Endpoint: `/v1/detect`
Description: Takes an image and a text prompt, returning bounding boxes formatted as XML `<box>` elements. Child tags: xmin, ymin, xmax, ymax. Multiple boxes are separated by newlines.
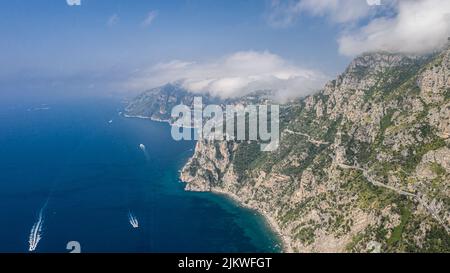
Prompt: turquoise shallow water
<box><xmin>0</xmin><ymin>97</ymin><xmax>281</xmax><ymax>253</ymax></box>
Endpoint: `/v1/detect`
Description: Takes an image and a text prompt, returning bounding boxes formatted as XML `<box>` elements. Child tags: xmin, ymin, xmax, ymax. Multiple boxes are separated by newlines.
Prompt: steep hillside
<box><xmin>125</xmin><ymin>83</ymin><xmax>274</xmax><ymax>123</ymax></box>
<box><xmin>126</xmin><ymin>46</ymin><xmax>450</xmax><ymax>253</ymax></box>
<box><xmin>179</xmin><ymin>47</ymin><xmax>450</xmax><ymax>252</ymax></box>
<box><xmin>125</xmin><ymin>84</ymin><xmax>216</xmax><ymax>122</ymax></box>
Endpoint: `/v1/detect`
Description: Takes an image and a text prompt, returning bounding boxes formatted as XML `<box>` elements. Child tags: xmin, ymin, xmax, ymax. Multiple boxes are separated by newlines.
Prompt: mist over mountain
<box><xmin>125</xmin><ymin>51</ymin><xmax>328</xmax><ymax>102</ymax></box>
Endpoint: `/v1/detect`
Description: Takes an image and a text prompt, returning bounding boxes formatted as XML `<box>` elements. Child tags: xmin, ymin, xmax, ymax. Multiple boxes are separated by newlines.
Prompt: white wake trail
<box><xmin>28</xmin><ymin>205</ymin><xmax>46</xmax><ymax>252</ymax></box>
<box><xmin>139</xmin><ymin>144</ymin><xmax>149</xmax><ymax>160</ymax></box>
<box><xmin>128</xmin><ymin>211</ymin><xmax>139</xmax><ymax>228</ymax></box>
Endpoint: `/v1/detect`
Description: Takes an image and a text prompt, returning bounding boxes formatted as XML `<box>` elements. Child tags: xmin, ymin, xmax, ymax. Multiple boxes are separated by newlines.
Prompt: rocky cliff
<box><xmin>179</xmin><ymin>48</ymin><xmax>450</xmax><ymax>252</ymax></box>
<box><xmin>127</xmin><ymin>46</ymin><xmax>450</xmax><ymax>253</ymax></box>
<box><xmin>125</xmin><ymin>83</ymin><xmax>273</xmax><ymax>123</ymax></box>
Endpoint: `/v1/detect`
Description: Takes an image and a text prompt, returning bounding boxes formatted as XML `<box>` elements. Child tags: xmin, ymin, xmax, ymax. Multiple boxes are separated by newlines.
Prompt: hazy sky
<box><xmin>1</xmin><ymin>0</ymin><xmax>449</xmax><ymax>98</ymax></box>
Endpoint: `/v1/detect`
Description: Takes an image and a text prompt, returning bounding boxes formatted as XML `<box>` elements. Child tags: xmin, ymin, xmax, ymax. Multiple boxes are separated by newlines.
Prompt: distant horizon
<box><xmin>1</xmin><ymin>0</ymin><xmax>449</xmax><ymax>99</ymax></box>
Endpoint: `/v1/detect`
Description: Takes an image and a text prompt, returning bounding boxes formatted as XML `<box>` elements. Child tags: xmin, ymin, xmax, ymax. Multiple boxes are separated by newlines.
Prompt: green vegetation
<box><xmin>232</xmin><ymin>141</ymin><xmax>264</xmax><ymax>180</ymax></box>
<box><xmin>168</xmin><ymin>48</ymin><xmax>450</xmax><ymax>253</ymax></box>
<box><xmin>323</xmin><ymin>117</ymin><xmax>342</xmax><ymax>143</ymax></box>
<box><xmin>295</xmin><ymin>226</ymin><xmax>315</xmax><ymax>246</ymax></box>
<box><xmin>420</xmin><ymin>225</ymin><xmax>450</xmax><ymax>252</ymax></box>
<box><xmin>404</xmin><ymin>137</ymin><xmax>446</xmax><ymax>172</ymax></box>
<box><xmin>430</xmin><ymin>162</ymin><xmax>446</xmax><ymax>176</ymax></box>
<box><xmin>345</xmin><ymin>233</ymin><xmax>365</xmax><ymax>252</ymax></box>
<box><xmin>214</xmin><ymin>142</ymin><xmax>224</xmax><ymax>160</ymax></box>
<box><xmin>340</xmin><ymin>170</ymin><xmax>398</xmax><ymax>211</ymax></box>
<box><xmin>188</xmin><ymin>159</ymin><xmax>200</xmax><ymax>176</ymax></box>
<box><xmin>380</xmin><ymin>112</ymin><xmax>394</xmax><ymax>134</ymax></box>
<box><xmin>387</xmin><ymin>204</ymin><xmax>412</xmax><ymax>247</ymax></box>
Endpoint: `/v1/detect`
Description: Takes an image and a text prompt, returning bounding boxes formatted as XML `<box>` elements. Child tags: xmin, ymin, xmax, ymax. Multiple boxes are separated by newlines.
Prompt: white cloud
<box><xmin>298</xmin><ymin>0</ymin><xmax>373</xmax><ymax>23</ymax></box>
<box><xmin>266</xmin><ymin>0</ymin><xmax>372</xmax><ymax>28</ymax></box>
<box><xmin>141</xmin><ymin>10</ymin><xmax>158</xmax><ymax>27</ymax></box>
<box><xmin>338</xmin><ymin>0</ymin><xmax>450</xmax><ymax>56</ymax></box>
<box><xmin>125</xmin><ymin>51</ymin><xmax>328</xmax><ymax>101</ymax></box>
<box><xmin>107</xmin><ymin>14</ymin><xmax>119</xmax><ymax>27</ymax></box>
<box><xmin>267</xmin><ymin>0</ymin><xmax>450</xmax><ymax>56</ymax></box>
<box><xmin>266</xmin><ymin>0</ymin><xmax>303</xmax><ymax>28</ymax></box>
<box><xmin>66</xmin><ymin>0</ymin><xmax>81</xmax><ymax>6</ymax></box>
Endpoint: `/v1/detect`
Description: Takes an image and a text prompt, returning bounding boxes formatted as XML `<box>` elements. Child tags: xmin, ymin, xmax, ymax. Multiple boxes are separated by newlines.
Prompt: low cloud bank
<box><xmin>126</xmin><ymin>51</ymin><xmax>328</xmax><ymax>101</ymax></box>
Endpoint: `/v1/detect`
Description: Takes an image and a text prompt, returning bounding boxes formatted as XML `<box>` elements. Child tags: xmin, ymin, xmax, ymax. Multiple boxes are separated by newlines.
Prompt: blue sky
<box><xmin>0</xmin><ymin>0</ymin><xmax>448</xmax><ymax>98</ymax></box>
<box><xmin>0</xmin><ymin>1</ymin><xmax>344</xmax><ymax>71</ymax></box>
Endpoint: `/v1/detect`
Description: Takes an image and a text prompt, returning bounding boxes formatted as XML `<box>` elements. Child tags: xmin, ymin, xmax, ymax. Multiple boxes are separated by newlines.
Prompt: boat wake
<box><xmin>29</xmin><ymin>205</ymin><xmax>46</xmax><ymax>252</ymax></box>
<box><xmin>139</xmin><ymin>144</ymin><xmax>146</xmax><ymax>151</ymax></box>
<box><xmin>139</xmin><ymin>144</ymin><xmax>149</xmax><ymax>160</ymax></box>
<box><xmin>128</xmin><ymin>211</ymin><xmax>139</xmax><ymax>228</ymax></box>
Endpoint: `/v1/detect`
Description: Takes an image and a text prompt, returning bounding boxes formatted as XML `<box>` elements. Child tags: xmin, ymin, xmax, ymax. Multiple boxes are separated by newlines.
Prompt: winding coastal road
<box><xmin>337</xmin><ymin>163</ymin><xmax>449</xmax><ymax>233</ymax></box>
<box><xmin>284</xmin><ymin>129</ymin><xmax>330</xmax><ymax>146</ymax></box>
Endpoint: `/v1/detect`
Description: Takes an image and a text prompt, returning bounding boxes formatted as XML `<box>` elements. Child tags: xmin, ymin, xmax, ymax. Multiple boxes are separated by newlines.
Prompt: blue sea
<box><xmin>0</xmin><ymin>96</ymin><xmax>281</xmax><ymax>253</ymax></box>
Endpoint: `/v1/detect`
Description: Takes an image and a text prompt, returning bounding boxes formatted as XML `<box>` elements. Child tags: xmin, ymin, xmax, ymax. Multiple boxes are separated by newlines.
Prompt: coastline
<box><xmin>123</xmin><ymin>113</ymin><xmax>198</xmax><ymax>129</ymax></box>
<box><xmin>122</xmin><ymin>113</ymin><xmax>171</xmax><ymax>124</ymax></box>
<box><xmin>210</xmin><ymin>188</ymin><xmax>293</xmax><ymax>253</ymax></box>
<box><xmin>124</xmin><ymin>112</ymin><xmax>292</xmax><ymax>253</ymax></box>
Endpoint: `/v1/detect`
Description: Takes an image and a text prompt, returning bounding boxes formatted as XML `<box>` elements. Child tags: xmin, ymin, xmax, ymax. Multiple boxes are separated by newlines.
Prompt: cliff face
<box><xmin>125</xmin><ymin>84</ymin><xmax>216</xmax><ymax>122</ymax></box>
<box><xmin>125</xmin><ymin>83</ymin><xmax>274</xmax><ymax>123</ymax></box>
<box><xmin>179</xmin><ymin>47</ymin><xmax>450</xmax><ymax>252</ymax></box>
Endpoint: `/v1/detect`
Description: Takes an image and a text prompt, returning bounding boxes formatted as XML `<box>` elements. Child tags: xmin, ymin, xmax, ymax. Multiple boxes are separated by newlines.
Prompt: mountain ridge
<box><xmin>127</xmin><ymin>47</ymin><xmax>450</xmax><ymax>252</ymax></box>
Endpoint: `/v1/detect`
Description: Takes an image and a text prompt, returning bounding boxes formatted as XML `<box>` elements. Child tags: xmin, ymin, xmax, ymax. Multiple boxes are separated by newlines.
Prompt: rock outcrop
<box><xmin>128</xmin><ymin>45</ymin><xmax>450</xmax><ymax>253</ymax></box>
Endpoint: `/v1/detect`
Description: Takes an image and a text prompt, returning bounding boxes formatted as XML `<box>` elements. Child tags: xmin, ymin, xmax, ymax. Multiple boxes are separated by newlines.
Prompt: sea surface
<box><xmin>0</xmin><ymin>96</ymin><xmax>281</xmax><ymax>253</ymax></box>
